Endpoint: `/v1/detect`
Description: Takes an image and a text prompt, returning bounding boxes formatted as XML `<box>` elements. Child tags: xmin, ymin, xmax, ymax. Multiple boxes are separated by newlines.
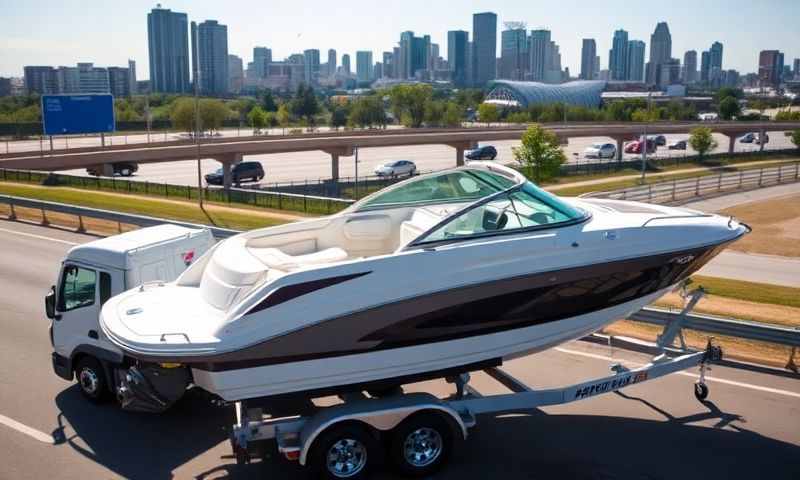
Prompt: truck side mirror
<box><xmin>45</xmin><ymin>285</ymin><xmax>57</xmax><ymax>320</ymax></box>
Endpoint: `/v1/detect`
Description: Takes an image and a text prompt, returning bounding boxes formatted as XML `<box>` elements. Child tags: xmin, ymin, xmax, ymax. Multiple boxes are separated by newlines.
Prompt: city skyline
<box><xmin>2</xmin><ymin>0</ymin><xmax>798</xmax><ymax>79</ymax></box>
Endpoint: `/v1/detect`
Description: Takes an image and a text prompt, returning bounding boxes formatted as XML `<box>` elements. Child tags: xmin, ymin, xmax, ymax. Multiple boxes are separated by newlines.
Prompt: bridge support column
<box><xmin>101</xmin><ymin>163</ymin><xmax>114</xmax><ymax>177</ymax></box>
<box><xmin>323</xmin><ymin>146</ymin><xmax>355</xmax><ymax>182</ymax></box>
<box><xmin>214</xmin><ymin>153</ymin><xmax>242</xmax><ymax>191</ymax></box>
<box><xmin>612</xmin><ymin>137</ymin><xmax>625</xmax><ymax>162</ymax></box>
<box><xmin>447</xmin><ymin>141</ymin><xmax>475</xmax><ymax>166</ymax></box>
<box><xmin>727</xmin><ymin>134</ymin><xmax>736</xmax><ymax>155</ymax></box>
<box><xmin>759</xmin><ymin>128</ymin><xmax>766</xmax><ymax>152</ymax></box>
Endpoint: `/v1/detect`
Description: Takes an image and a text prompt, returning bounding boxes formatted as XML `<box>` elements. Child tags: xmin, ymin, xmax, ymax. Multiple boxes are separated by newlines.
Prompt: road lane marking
<box><xmin>0</xmin><ymin>226</ymin><xmax>79</xmax><ymax>246</ymax></box>
<box><xmin>555</xmin><ymin>347</ymin><xmax>800</xmax><ymax>400</ymax></box>
<box><xmin>0</xmin><ymin>414</ymin><xmax>55</xmax><ymax>444</ymax></box>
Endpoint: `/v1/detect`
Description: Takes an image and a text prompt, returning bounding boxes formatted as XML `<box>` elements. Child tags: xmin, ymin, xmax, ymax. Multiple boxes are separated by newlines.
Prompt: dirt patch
<box><xmin>655</xmin><ymin>291</ymin><xmax>800</xmax><ymax>328</ymax></box>
<box><xmin>0</xmin><ymin>204</ymin><xmax>138</xmax><ymax>236</ymax></box>
<box><xmin>721</xmin><ymin>193</ymin><xmax>800</xmax><ymax>257</ymax></box>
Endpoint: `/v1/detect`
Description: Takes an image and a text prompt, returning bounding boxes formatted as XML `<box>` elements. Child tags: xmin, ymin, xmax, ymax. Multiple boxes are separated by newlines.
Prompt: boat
<box><xmin>99</xmin><ymin>162</ymin><xmax>749</xmax><ymax>411</ymax></box>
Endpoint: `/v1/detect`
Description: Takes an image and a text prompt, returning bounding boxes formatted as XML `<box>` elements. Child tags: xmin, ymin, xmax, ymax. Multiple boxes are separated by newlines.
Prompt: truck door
<box><xmin>52</xmin><ymin>263</ymin><xmax>114</xmax><ymax>358</ymax></box>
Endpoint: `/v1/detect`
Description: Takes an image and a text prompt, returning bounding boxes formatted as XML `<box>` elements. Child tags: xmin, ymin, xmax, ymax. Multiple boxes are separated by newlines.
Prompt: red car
<box><xmin>624</xmin><ymin>139</ymin><xmax>657</xmax><ymax>154</ymax></box>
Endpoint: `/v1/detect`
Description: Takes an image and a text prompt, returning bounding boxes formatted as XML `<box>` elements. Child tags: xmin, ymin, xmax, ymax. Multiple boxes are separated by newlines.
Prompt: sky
<box><xmin>1</xmin><ymin>0</ymin><xmax>798</xmax><ymax>78</ymax></box>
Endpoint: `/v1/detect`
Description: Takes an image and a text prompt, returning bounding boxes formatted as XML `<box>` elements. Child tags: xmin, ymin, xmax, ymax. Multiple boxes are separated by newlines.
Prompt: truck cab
<box><xmin>45</xmin><ymin>224</ymin><xmax>215</xmax><ymax>403</ymax></box>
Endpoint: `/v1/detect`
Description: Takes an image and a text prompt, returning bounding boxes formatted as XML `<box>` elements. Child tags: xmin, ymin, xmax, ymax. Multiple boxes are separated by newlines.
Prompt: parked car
<box><xmin>85</xmin><ymin>162</ymin><xmax>138</xmax><ymax>177</ymax></box>
<box><xmin>624</xmin><ymin>139</ymin><xmax>657</xmax><ymax>154</ymax></box>
<box><xmin>374</xmin><ymin>160</ymin><xmax>417</xmax><ymax>177</ymax></box>
<box><xmin>668</xmin><ymin>140</ymin><xmax>687</xmax><ymax>150</ymax></box>
<box><xmin>739</xmin><ymin>132</ymin><xmax>756</xmax><ymax>143</ymax></box>
<box><xmin>205</xmin><ymin>161</ymin><xmax>264</xmax><ymax>185</ymax></box>
<box><xmin>465</xmin><ymin>145</ymin><xmax>497</xmax><ymax>160</ymax></box>
<box><xmin>583</xmin><ymin>143</ymin><xmax>617</xmax><ymax>159</ymax></box>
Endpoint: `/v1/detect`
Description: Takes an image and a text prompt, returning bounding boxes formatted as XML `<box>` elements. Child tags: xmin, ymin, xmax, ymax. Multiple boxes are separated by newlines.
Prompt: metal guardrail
<box><xmin>584</xmin><ymin>161</ymin><xmax>800</xmax><ymax>204</ymax></box>
<box><xmin>631</xmin><ymin>307</ymin><xmax>800</xmax><ymax>348</ymax></box>
<box><xmin>0</xmin><ymin>194</ymin><xmax>240</xmax><ymax>239</ymax></box>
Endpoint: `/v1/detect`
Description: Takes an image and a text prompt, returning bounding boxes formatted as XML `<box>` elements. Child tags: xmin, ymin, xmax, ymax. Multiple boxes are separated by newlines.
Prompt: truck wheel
<box><xmin>308</xmin><ymin>423</ymin><xmax>381</xmax><ymax>479</ymax></box>
<box><xmin>76</xmin><ymin>356</ymin><xmax>110</xmax><ymax>403</ymax></box>
<box><xmin>389</xmin><ymin>412</ymin><xmax>454</xmax><ymax>477</ymax></box>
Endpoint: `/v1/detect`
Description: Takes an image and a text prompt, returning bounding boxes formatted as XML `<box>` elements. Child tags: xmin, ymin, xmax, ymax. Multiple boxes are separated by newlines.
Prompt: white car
<box><xmin>584</xmin><ymin>143</ymin><xmax>617</xmax><ymax>159</ymax></box>
<box><xmin>373</xmin><ymin>160</ymin><xmax>417</xmax><ymax>177</ymax></box>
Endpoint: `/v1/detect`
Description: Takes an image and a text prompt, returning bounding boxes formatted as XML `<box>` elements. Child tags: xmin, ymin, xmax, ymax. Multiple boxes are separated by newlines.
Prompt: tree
<box><xmin>506</xmin><ymin>111</ymin><xmax>530</xmax><ymax>124</ymax></box>
<box><xmin>247</xmin><ymin>105</ymin><xmax>267</xmax><ymax>133</ymax></box>
<box><xmin>442</xmin><ymin>102</ymin><xmax>464</xmax><ymax>127</ymax></box>
<box><xmin>277</xmin><ymin>104</ymin><xmax>291</xmax><ymax>134</ymax></box>
<box><xmin>198</xmin><ymin>99</ymin><xmax>229</xmax><ymax>133</ymax></box>
<box><xmin>715</xmin><ymin>87</ymin><xmax>743</xmax><ymax>103</ymax></box>
<box><xmin>790</xmin><ymin>130</ymin><xmax>800</xmax><ymax>151</ymax></box>
<box><xmin>170</xmin><ymin>98</ymin><xmax>196</xmax><ymax>133</ymax></box>
<box><xmin>424</xmin><ymin>100</ymin><xmax>445</xmax><ymax>126</ymax></box>
<box><xmin>387</xmin><ymin>84</ymin><xmax>432</xmax><ymax>128</ymax></box>
<box><xmin>348</xmin><ymin>95</ymin><xmax>386</xmax><ymax>128</ymax></box>
<box><xmin>330</xmin><ymin>105</ymin><xmax>348</xmax><ymax>130</ymax></box>
<box><xmin>289</xmin><ymin>83</ymin><xmax>320</xmax><ymax>125</ymax></box>
<box><xmin>688</xmin><ymin>127</ymin><xmax>718</xmax><ymax>161</ymax></box>
<box><xmin>260</xmin><ymin>89</ymin><xmax>277</xmax><ymax>112</ymax></box>
<box><xmin>477</xmin><ymin>103</ymin><xmax>499</xmax><ymax>126</ymax></box>
<box><xmin>512</xmin><ymin>124</ymin><xmax>566</xmax><ymax>184</ymax></box>
<box><xmin>718</xmin><ymin>96</ymin><xmax>741</xmax><ymax>120</ymax></box>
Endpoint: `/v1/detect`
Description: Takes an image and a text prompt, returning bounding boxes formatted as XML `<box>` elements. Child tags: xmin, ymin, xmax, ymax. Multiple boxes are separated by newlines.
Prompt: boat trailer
<box><xmin>229</xmin><ymin>289</ymin><xmax>720</xmax><ymax>478</ymax></box>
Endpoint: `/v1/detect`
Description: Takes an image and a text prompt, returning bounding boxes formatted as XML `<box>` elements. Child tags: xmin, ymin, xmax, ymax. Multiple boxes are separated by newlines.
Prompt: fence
<box><xmin>0</xmin><ymin>168</ymin><xmax>354</xmax><ymax>215</ymax></box>
<box><xmin>584</xmin><ymin>161</ymin><xmax>800</xmax><ymax>204</ymax></box>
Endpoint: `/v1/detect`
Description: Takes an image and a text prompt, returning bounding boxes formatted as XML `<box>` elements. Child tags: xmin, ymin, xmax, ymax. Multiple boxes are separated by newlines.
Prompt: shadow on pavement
<box><xmin>53</xmin><ymin>385</ymin><xmax>800</xmax><ymax>480</ymax></box>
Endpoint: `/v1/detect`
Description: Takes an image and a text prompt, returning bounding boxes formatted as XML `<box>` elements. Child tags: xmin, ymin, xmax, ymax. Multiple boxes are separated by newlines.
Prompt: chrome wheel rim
<box><xmin>326</xmin><ymin>438</ymin><xmax>367</xmax><ymax>478</ymax></box>
<box><xmin>79</xmin><ymin>367</ymin><xmax>99</xmax><ymax>395</ymax></box>
<box><xmin>403</xmin><ymin>427</ymin><xmax>442</xmax><ymax>468</ymax></box>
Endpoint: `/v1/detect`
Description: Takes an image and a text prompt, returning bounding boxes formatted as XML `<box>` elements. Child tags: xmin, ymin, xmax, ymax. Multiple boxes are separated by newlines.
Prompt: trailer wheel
<box><xmin>75</xmin><ymin>356</ymin><xmax>110</xmax><ymax>403</ymax></box>
<box><xmin>694</xmin><ymin>382</ymin><xmax>709</xmax><ymax>401</ymax></box>
<box><xmin>308</xmin><ymin>423</ymin><xmax>381</xmax><ymax>479</ymax></box>
<box><xmin>389</xmin><ymin>412</ymin><xmax>454</xmax><ymax>477</ymax></box>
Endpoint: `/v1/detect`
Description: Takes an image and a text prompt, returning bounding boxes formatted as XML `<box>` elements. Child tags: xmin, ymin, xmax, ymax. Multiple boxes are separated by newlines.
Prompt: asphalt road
<box><xmin>22</xmin><ymin>129</ymin><xmax>793</xmax><ymax>186</ymax></box>
<box><xmin>0</xmin><ymin>220</ymin><xmax>798</xmax><ymax>479</ymax></box>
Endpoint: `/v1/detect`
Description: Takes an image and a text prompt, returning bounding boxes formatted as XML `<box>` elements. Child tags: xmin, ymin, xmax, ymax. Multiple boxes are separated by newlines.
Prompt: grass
<box><xmin>549</xmin><ymin>157</ymin><xmax>799</xmax><ymax>197</ymax></box>
<box><xmin>0</xmin><ymin>182</ymin><xmax>291</xmax><ymax>231</ymax></box>
<box><xmin>687</xmin><ymin>275</ymin><xmax>800</xmax><ymax>309</ymax></box>
<box><xmin>720</xmin><ymin>193</ymin><xmax>800</xmax><ymax>257</ymax></box>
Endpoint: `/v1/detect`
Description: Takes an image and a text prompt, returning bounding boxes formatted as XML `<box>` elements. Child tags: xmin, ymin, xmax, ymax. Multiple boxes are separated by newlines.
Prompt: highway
<box><xmin>47</xmin><ymin>130</ymin><xmax>794</xmax><ymax>186</ymax></box>
<box><xmin>0</xmin><ymin>219</ymin><xmax>798</xmax><ymax>479</ymax></box>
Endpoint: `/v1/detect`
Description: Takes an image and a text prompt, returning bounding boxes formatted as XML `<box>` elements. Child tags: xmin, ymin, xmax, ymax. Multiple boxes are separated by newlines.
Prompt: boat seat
<box><xmin>249</xmin><ymin>246</ymin><xmax>348</xmax><ymax>271</ymax></box>
<box><xmin>400</xmin><ymin>206</ymin><xmax>451</xmax><ymax>246</ymax></box>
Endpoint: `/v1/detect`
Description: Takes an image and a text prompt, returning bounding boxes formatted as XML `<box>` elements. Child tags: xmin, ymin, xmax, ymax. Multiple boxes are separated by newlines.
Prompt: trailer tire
<box><xmin>307</xmin><ymin>422</ymin><xmax>381</xmax><ymax>480</ymax></box>
<box><xmin>75</xmin><ymin>356</ymin><xmax>110</xmax><ymax>403</ymax></box>
<box><xmin>388</xmin><ymin>412</ymin><xmax>455</xmax><ymax>477</ymax></box>
<box><xmin>694</xmin><ymin>382</ymin><xmax>709</xmax><ymax>401</ymax></box>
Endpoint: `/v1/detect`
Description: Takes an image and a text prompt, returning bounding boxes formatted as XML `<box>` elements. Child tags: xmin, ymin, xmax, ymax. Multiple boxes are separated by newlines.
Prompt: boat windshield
<box><xmin>355</xmin><ymin>169</ymin><xmax>517</xmax><ymax>211</ymax></box>
<box><xmin>411</xmin><ymin>181</ymin><xmax>587</xmax><ymax>245</ymax></box>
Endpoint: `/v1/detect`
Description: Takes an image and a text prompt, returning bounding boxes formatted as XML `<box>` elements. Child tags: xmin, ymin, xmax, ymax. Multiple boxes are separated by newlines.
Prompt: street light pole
<box><xmin>640</xmin><ymin>90</ymin><xmax>652</xmax><ymax>184</ymax></box>
<box><xmin>354</xmin><ymin>146</ymin><xmax>359</xmax><ymax>199</ymax></box>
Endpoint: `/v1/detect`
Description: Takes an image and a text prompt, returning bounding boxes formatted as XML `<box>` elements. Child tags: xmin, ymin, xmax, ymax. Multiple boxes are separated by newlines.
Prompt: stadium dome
<box><xmin>484</xmin><ymin>80</ymin><xmax>607</xmax><ymax>109</ymax></box>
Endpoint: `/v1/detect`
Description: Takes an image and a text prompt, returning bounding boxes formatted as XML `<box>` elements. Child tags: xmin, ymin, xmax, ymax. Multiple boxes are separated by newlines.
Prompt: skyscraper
<box><xmin>682</xmin><ymin>50</ymin><xmax>697</xmax><ymax>83</ymax></box>
<box><xmin>382</xmin><ymin>51</ymin><xmax>393</xmax><ymax>78</ymax></box>
<box><xmin>147</xmin><ymin>6</ymin><xmax>190</xmax><ymax>93</ymax></box>
<box><xmin>397</xmin><ymin>31</ymin><xmax>431</xmax><ymax>79</ymax></box>
<box><xmin>356</xmin><ymin>51</ymin><xmax>373</xmax><ymax>83</ymax></box>
<box><xmin>192</xmin><ymin>20</ymin><xmax>229</xmax><ymax>95</ymax></box>
<box><xmin>759</xmin><ymin>50</ymin><xmax>784</xmax><ymax>87</ymax></box>
<box><xmin>108</xmin><ymin>66</ymin><xmax>132</xmax><ymax>97</ymax></box>
<box><xmin>128</xmin><ymin>60</ymin><xmax>137</xmax><ymax>95</ymax></box>
<box><xmin>327</xmin><ymin>49</ymin><xmax>337</xmax><ymax>76</ymax></box>
<box><xmin>500</xmin><ymin>27</ymin><xmax>528</xmax><ymax>80</ymax></box>
<box><xmin>647</xmin><ymin>22</ymin><xmax>671</xmax><ymax>85</ymax></box>
<box><xmin>303</xmin><ymin>49</ymin><xmax>320</xmax><ymax>85</ymax></box>
<box><xmin>448</xmin><ymin>30</ymin><xmax>469</xmax><ymax>87</ymax></box>
<box><xmin>472</xmin><ymin>12</ymin><xmax>497</xmax><ymax>86</ymax></box>
<box><xmin>528</xmin><ymin>29</ymin><xmax>551</xmax><ymax>81</ymax></box>
<box><xmin>342</xmin><ymin>54</ymin><xmax>351</xmax><ymax>75</ymax></box>
<box><xmin>580</xmin><ymin>39</ymin><xmax>597</xmax><ymax>80</ymax></box>
<box><xmin>700</xmin><ymin>51</ymin><xmax>710</xmax><ymax>83</ymax></box>
<box><xmin>228</xmin><ymin>54</ymin><xmax>243</xmax><ymax>93</ymax></box>
<box><xmin>627</xmin><ymin>40</ymin><xmax>646</xmax><ymax>82</ymax></box>
<box><xmin>794</xmin><ymin>58</ymin><xmax>800</xmax><ymax>79</ymax></box>
<box><xmin>609</xmin><ymin>29</ymin><xmax>629</xmax><ymax>81</ymax></box>
<box><xmin>709</xmin><ymin>41</ymin><xmax>724</xmax><ymax>84</ymax></box>
<box><xmin>253</xmin><ymin>47</ymin><xmax>272</xmax><ymax>78</ymax></box>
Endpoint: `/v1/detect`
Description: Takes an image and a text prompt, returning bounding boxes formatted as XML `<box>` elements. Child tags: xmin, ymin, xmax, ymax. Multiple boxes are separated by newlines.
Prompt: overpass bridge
<box><xmin>1</xmin><ymin>122</ymin><xmax>796</xmax><ymax>188</ymax></box>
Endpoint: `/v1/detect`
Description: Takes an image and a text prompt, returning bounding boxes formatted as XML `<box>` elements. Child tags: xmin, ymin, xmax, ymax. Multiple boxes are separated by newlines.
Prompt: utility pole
<box><xmin>354</xmin><ymin>146</ymin><xmax>359</xmax><ymax>199</ymax></box>
<box><xmin>641</xmin><ymin>90</ymin><xmax>652</xmax><ymax>184</ymax></box>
